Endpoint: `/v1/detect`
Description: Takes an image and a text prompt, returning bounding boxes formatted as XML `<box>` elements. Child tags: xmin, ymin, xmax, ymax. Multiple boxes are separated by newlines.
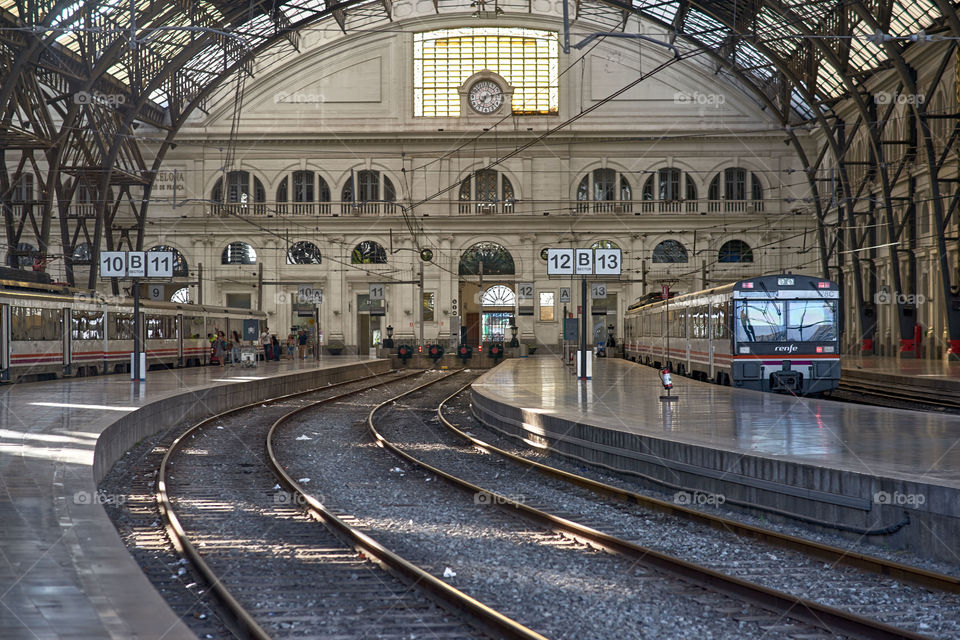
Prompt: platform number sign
<box><xmin>147</xmin><ymin>251</ymin><xmax>174</xmax><ymax>278</ymax></box>
<box><xmin>297</xmin><ymin>284</ymin><xmax>323</xmax><ymax>305</ymax></box>
<box><xmin>517</xmin><ymin>282</ymin><xmax>534</xmax><ymax>300</ymax></box>
<box><xmin>148</xmin><ymin>284</ymin><xmax>164</xmax><ymax>300</ymax></box>
<box><xmin>591</xmin><ymin>283</ymin><xmax>607</xmax><ymax>299</ymax></box>
<box><xmin>559</xmin><ymin>287</ymin><xmax>571</xmax><ymax>304</ymax></box>
<box><xmin>546</xmin><ymin>249</ymin><xmax>574</xmax><ymax>275</ymax></box>
<box><xmin>369</xmin><ymin>283</ymin><xmax>385</xmax><ymax>301</ymax></box>
<box><xmin>100</xmin><ymin>251</ymin><xmax>126</xmax><ymax>277</ymax></box>
<box><xmin>127</xmin><ymin>252</ymin><xmax>146</xmax><ymax>278</ymax></box>
<box><xmin>594</xmin><ymin>248</ymin><xmax>622</xmax><ymax>275</ymax></box>
<box><xmin>575</xmin><ymin>249</ymin><xmax>593</xmax><ymax>275</ymax></box>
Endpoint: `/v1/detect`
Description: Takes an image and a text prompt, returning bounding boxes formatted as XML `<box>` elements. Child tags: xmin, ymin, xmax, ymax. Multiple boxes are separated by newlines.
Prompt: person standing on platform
<box><xmin>286</xmin><ymin>334</ymin><xmax>295</xmax><ymax>358</ymax></box>
<box><xmin>298</xmin><ymin>329</ymin><xmax>307</xmax><ymax>359</ymax></box>
<box><xmin>231</xmin><ymin>330</ymin><xmax>242</xmax><ymax>366</ymax></box>
<box><xmin>271</xmin><ymin>334</ymin><xmax>281</xmax><ymax>361</ymax></box>
<box><xmin>214</xmin><ymin>331</ymin><xmax>226</xmax><ymax>368</ymax></box>
<box><xmin>261</xmin><ymin>327</ymin><xmax>272</xmax><ymax>361</ymax></box>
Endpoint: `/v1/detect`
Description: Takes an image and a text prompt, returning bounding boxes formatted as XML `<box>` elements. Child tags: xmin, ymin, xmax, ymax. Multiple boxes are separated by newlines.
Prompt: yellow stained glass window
<box><xmin>414</xmin><ymin>27</ymin><xmax>559</xmax><ymax>117</ymax></box>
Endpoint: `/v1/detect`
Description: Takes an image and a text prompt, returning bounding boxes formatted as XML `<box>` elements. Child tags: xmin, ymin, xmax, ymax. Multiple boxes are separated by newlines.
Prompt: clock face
<box><xmin>468</xmin><ymin>80</ymin><xmax>504</xmax><ymax>114</ymax></box>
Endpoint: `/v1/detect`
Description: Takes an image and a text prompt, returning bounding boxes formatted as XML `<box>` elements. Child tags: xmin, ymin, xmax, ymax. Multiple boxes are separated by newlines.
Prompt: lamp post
<box><xmin>384</xmin><ymin>324</ymin><xmax>394</xmax><ymax>348</ymax></box>
<box><xmin>509</xmin><ymin>323</ymin><xmax>519</xmax><ymax>347</ymax></box>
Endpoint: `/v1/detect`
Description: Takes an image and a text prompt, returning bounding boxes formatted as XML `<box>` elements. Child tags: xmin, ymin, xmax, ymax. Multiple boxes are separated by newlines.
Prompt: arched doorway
<box><xmin>458</xmin><ymin>242</ymin><xmax>516</xmax><ymax>345</ymax></box>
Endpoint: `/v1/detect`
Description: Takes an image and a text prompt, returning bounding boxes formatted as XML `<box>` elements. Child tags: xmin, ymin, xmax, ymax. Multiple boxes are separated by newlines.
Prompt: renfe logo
<box><xmin>774</xmin><ymin>344</ymin><xmax>800</xmax><ymax>353</ymax></box>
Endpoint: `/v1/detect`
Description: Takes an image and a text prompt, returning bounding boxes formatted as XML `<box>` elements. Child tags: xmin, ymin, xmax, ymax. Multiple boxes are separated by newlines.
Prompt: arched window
<box><xmin>718</xmin><ymin>240</ymin><xmax>753</xmax><ymax>263</ymax></box>
<box><xmin>341</xmin><ymin>170</ymin><xmax>396</xmax><ymax>214</ymax></box>
<box><xmin>351</xmin><ymin>240</ymin><xmax>387</xmax><ymax>264</ymax></box>
<box><xmin>278</xmin><ymin>173</ymin><xmax>331</xmax><ymax>215</ymax></box>
<box><xmin>149</xmin><ymin>245</ymin><xmax>189</xmax><ymax>277</ymax></box>
<box><xmin>481</xmin><ymin>285</ymin><xmax>517</xmax><ymax>307</ymax></box>
<box><xmin>576</xmin><ymin>168</ymin><xmax>632</xmax><ymax>213</ymax></box>
<box><xmin>287</xmin><ymin>241</ymin><xmax>322</xmax><ymax>265</ymax></box>
<box><xmin>459</xmin><ymin>242</ymin><xmax>515</xmax><ymax>276</ymax></box>
<box><xmin>458</xmin><ymin>169</ymin><xmax>515</xmax><ymax>213</ymax></box>
<box><xmin>170</xmin><ymin>287</ymin><xmax>190</xmax><ymax>303</ymax></box>
<box><xmin>212</xmin><ymin>170</ymin><xmax>266</xmax><ymax>215</ymax></box>
<box><xmin>708</xmin><ymin>168</ymin><xmax>764</xmax><ymax>213</ymax></box>
<box><xmin>652</xmin><ymin>240</ymin><xmax>688</xmax><ymax>263</ymax></box>
<box><xmin>72</xmin><ymin>242</ymin><xmax>93</xmax><ymax>265</ymax></box>
<box><xmin>590</xmin><ymin>239</ymin><xmax>620</xmax><ymax>250</ymax></box>
<box><xmin>221</xmin><ymin>242</ymin><xmax>257</xmax><ymax>265</ymax></box>
<box><xmin>641</xmin><ymin>168</ymin><xmax>698</xmax><ymax>213</ymax></box>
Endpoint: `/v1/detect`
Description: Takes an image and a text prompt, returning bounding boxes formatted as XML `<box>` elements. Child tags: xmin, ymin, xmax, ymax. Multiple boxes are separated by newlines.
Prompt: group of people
<box><xmin>208</xmin><ymin>327</ymin><xmax>312</xmax><ymax>367</ymax></box>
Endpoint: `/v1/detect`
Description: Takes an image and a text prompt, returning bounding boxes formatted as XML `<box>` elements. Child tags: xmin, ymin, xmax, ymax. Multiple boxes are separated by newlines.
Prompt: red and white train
<box><xmin>0</xmin><ymin>280</ymin><xmax>265</xmax><ymax>382</ymax></box>
<box><xmin>623</xmin><ymin>275</ymin><xmax>841</xmax><ymax>395</ymax></box>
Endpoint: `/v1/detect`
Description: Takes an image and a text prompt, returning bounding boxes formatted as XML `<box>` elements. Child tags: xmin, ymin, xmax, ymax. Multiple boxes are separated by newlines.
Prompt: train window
<box><xmin>787</xmin><ymin>301</ymin><xmax>837</xmax><ymax>341</ymax></box>
<box><xmin>185</xmin><ymin>316</ymin><xmax>204</xmax><ymax>339</ymax></box>
<box><xmin>109</xmin><ymin>313</ymin><xmax>135</xmax><ymax>340</ymax></box>
<box><xmin>11</xmin><ymin>307</ymin><xmax>61</xmax><ymax>341</ymax></box>
<box><xmin>145</xmin><ymin>315</ymin><xmax>178</xmax><ymax>339</ymax></box>
<box><xmin>735</xmin><ymin>301</ymin><xmax>785</xmax><ymax>342</ymax></box>
<box><xmin>711</xmin><ymin>302</ymin><xmax>728</xmax><ymax>339</ymax></box>
<box><xmin>71</xmin><ymin>311</ymin><xmax>104</xmax><ymax>341</ymax></box>
<box><xmin>691</xmin><ymin>306</ymin><xmax>707</xmax><ymax>339</ymax></box>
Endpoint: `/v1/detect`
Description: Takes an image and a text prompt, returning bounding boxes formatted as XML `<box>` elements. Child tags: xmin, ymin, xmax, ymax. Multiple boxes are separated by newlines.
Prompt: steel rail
<box><xmin>836</xmin><ymin>378</ymin><xmax>960</xmax><ymax>410</ymax></box>
<box><xmin>156</xmin><ymin>368</ymin><xmax>415</xmax><ymax>640</ymax></box>
<box><xmin>270</xmin><ymin>370</ymin><xmax>549</xmax><ymax>640</ymax></box>
<box><xmin>366</xmin><ymin>380</ymin><xmax>937</xmax><ymax>640</ymax></box>
<box><xmin>436</xmin><ymin>383</ymin><xmax>960</xmax><ymax>595</ymax></box>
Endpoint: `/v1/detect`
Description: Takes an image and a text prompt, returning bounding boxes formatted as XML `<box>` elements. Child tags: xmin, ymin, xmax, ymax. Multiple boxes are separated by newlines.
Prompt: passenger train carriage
<box><xmin>623</xmin><ymin>275</ymin><xmax>841</xmax><ymax>395</ymax></box>
<box><xmin>0</xmin><ymin>280</ymin><xmax>265</xmax><ymax>382</ymax></box>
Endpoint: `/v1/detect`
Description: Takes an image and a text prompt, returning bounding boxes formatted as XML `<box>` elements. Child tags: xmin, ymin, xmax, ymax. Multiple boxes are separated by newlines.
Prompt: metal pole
<box><xmin>419</xmin><ymin>261</ymin><xmax>424</xmax><ymax>349</ymax></box>
<box><xmin>197</xmin><ymin>262</ymin><xmax>203</xmax><ymax>305</ymax></box>
<box><xmin>133</xmin><ymin>277</ymin><xmax>140</xmax><ymax>382</ymax></box>
<box><xmin>580</xmin><ymin>277</ymin><xmax>587</xmax><ymax>380</ymax></box>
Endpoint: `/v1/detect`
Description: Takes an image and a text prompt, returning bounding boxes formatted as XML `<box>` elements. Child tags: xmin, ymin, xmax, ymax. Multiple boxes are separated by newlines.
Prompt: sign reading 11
<box><xmin>546</xmin><ymin>248</ymin><xmax>622</xmax><ymax>275</ymax></box>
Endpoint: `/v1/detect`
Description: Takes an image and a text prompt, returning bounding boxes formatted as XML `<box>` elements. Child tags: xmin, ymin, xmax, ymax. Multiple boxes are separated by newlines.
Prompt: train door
<box><xmin>63</xmin><ymin>307</ymin><xmax>72</xmax><ymax>376</ymax></box>
<box><xmin>466</xmin><ymin>312</ymin><xmax>480</xmax><ymax>346</ymax></box>
<box><xmin>0</xmin><ymin>304</ymin><xmax>9</xmax><ymax>380</ymax></box>
<box><xmin>707</xmin><ymin>302</ymin><xmax>715</xmax><ymax>379</ymax></box>
<box><xmin>684</xmin><ymin>309</ymin><xmax>691</xmax><ymax>373</ymax></box>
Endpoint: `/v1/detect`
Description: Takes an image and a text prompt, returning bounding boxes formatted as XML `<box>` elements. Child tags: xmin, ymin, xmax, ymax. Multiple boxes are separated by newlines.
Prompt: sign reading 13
<box><xmin>594</xmin><ymin>248</ymin><xmax>622</xmax><ymax>275</ymax></box>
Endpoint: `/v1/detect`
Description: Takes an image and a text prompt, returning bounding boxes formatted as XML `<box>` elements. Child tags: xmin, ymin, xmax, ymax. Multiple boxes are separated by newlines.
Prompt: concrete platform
<box><xmin>471</xmin><ymin>357</ymin><xmax>960</xmax><ymax>562</ymax></box>
<box><xmin>0</xmin><ymin>356</ymin><xmax>390</xmax><ymax>640</ymax></box>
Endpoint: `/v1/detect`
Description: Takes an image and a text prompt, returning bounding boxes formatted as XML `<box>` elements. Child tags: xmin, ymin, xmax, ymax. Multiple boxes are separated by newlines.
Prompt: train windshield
<box><xmin>735</xmin><ymin>301</ymin><xmax>785</xmax><ymax>342</ymax></box>
<box><xmin>787</xmin><ymin>300</ymin><xmax>837</xmax><ymax>341</ymax></box>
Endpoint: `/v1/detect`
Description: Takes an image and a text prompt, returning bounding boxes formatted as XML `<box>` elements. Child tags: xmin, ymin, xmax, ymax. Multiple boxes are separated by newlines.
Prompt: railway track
<box><xmin>156</xmin><ymin>369</ymin><xmax>544</xmax><ymax>639</ymax></box>
<box><xmin>834</xmin><ymin>376</ymin><xmax>960</xmax><ymax>412</ymax></box>
<box><xmin>365</xmin><ymin>379</ymin><xmax>959</xmax><ymax>639</ymax></box>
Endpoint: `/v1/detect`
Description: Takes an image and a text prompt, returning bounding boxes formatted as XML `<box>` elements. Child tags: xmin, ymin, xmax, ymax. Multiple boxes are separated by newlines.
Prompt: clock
<box><xmin>468</xmin><ymin>80</ymin><xmax>504</xmax><ymax>114</ymax></box>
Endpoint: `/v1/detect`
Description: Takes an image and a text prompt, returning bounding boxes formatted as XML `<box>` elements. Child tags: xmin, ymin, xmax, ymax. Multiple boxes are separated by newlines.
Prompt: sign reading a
<box><xmin>559</xmin><ymin>287</ymin><xmax>571</xmax><ymax>304</ymax></box>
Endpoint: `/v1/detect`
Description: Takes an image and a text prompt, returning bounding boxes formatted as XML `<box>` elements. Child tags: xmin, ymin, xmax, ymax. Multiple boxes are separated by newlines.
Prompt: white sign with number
<box><xmin>575</xmin><ymin>249</ymin><xmax>593</xmax><ymax>275</ymax></box>
<box><xmin>147</xmin><ymin>251</ymin><xmax>174</xmax><ymax>278</ymax></box>
<box><xmin>594</xmin><ymin>248</ymin><xmax>622</xmax><ymax>275</ymax></box>
<box><xmin>517</xmin><ymin>282</ymin><xmax>534</xmax><ymax>300</ymax></box>
<box><xmin>369</xmin><ymin>283</ymin><xmax>385</xmax><ymax>301</ymax></box>
<box><xmin>591</xmin><ymin>283</ymin><xmax>607</xmax><ymax>299</ymax></box>
<box><xmin>148</xmin><ymin>284</ymin><xmax>164</xmax><ymax>300</ymax></box>
<box><xmin>546</xmin><ymin>249</ymin><xmax>574</xmax><ymax>275</ymax></box>
<box><xmin>559</xmin><ymin>287</ymin><xmax>571</xmax><ymax>304</ymax></box>
<box><xmin>100</xmin><ymin>251</ymin><xmax>126</xmax><ymax>277</ymax></box>
<box><xmin>297</xmin><ymin>284</ymin><xmax>323</xmax><ymax>305</ymax></box>
<box><xmin>127</xmin><ymin>251</ymin><xmax>146</xmax><ymax>278</ymax></box>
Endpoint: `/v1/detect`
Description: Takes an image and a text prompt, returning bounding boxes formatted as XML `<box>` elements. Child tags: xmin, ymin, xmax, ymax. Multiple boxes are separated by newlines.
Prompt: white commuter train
<box><xmin>623</xmin><ymin>275</ymin><xmax>841</xmax><ymax>395</ymax></box>
<box><xmin>0</xmin><ymin>279</ymin><xmax>266</xmax><ymax>382</ymax></box>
